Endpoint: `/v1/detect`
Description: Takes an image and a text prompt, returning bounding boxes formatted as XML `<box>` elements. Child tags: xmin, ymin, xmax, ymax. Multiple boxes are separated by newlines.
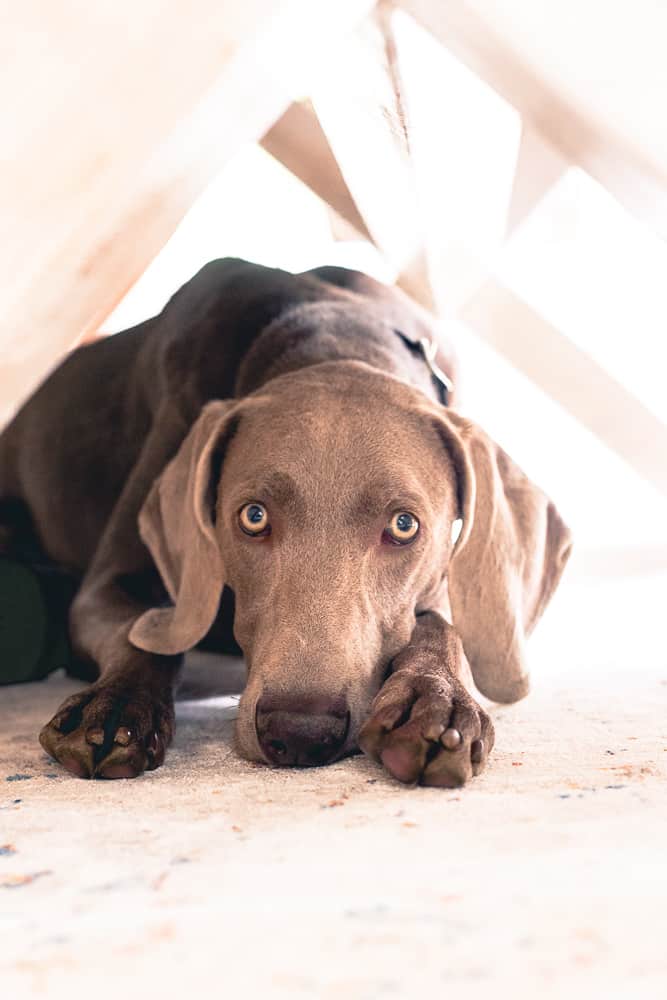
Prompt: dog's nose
<box><xmin>255</xmin><ymin>693</ymin><xmax>350</xmax><ymax>767</ymax></box>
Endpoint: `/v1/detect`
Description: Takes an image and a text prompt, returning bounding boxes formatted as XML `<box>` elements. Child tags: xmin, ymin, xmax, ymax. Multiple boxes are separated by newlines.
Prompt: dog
<box><xmin>0</xmin><ymin>259</ymin><xmax>571</xmax><ymax>784</ymax></box>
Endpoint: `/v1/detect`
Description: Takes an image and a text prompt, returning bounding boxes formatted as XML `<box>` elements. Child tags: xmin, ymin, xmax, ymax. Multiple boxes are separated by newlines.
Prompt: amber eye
<box><xmin>384</xmin><ymin>511</ymin><xmax>419</xmax><ymax>545</ymax></box>
<box><xmin>239</xmin><ymin>502</ymin><xmax>270</xmax><ymax>536</ymax></box>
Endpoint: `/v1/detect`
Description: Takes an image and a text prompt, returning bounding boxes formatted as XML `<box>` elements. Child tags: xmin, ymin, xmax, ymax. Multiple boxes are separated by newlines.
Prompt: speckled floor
<box><xmin>1</xmin><ymin>562</ymin><xmax>666</xmax><ymax>1000</ymax></box>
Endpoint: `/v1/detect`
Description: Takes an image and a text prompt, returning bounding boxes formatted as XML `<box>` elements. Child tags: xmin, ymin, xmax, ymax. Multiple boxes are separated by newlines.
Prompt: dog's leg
<box><xmin>39</xmin><ymin>415</ymin><xmax>187</xmax><ymax>779</ymax></box>
<box><xmin>358</xmin><ymin>611</ymin><xmax>494</xmax><ymax>787</ymax></box>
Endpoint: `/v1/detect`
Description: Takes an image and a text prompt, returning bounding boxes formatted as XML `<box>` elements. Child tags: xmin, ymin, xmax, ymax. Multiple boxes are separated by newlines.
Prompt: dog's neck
<box><xmin>234</xmin><ymin>301</ymin><xmax>446</xmax><ymax>405</ymax></box>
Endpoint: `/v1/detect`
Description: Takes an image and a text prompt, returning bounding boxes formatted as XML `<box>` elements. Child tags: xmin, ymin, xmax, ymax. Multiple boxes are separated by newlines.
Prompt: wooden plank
<box><xmin>386</xmin><ymin>5</ymin><xmax>667</xmax><ymax>495</ymax></box>
<box><xmin>311</xmin><ymin>11</ymin><xmax>425</xmax><ymax>277</ymax></box>
<box><xmin>506</xmin><ymin>124</ymin><xmax>567</xmax><ymax>236</ymax></box>
<box><xmin>0</xmin><ymin>0</ymin><xmax>376</xmax><ymax>428</ymax></box>
<box><xmin>261</xmin><ymin>102</ymin><xmax>374</xmax><ymax>244</ymax></box>
<box><xmin>400</xmin><ymin>0</ymin><xmax>667</xmax><ymax>239</ymax></box>
<box><xmin>460</xmin><ymin>280</ymin><xmax>667</xmax><ymax>496</ymax></box>
<box><xmin>370</xmin><ymin>5</ymin><xmax>523</xmax><ymax>314</ymax></box>
<box><xmin>308</xmin><ymin>7</ymin><xmax>447</xmax><ymax>314</ymax></box>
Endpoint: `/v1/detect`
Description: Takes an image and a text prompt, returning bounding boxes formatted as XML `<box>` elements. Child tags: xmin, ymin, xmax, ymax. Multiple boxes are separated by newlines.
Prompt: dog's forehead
<box><xmin>245</xmin><ymin>360</ymin><xmax>434</xmax><ymax>425</ymax></box>
<box><xmin>241</xmin><ymin>365</ymin><xmax>422</xmax><ymax>443</ymax></box>
<box><xmin>223</xmin><ymin>364</ymin><xmax>456</xmax><ymax>505</ymax></box>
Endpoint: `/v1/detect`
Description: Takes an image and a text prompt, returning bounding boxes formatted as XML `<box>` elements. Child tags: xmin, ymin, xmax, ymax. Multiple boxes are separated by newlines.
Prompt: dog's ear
<box><xmin>129</xmin><ymin>400</ymin><xmax>237</xmax><ymax>655</ymax></box>
<box><xmin>435</xmin><ymin>410</ymin><xmax>572</xmax><ymax>703</ymax></box>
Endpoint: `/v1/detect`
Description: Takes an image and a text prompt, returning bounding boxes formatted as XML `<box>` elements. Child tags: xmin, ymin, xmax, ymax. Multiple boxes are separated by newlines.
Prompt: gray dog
<box><xmin>0</xmin><ymin>259</ymin><xmax>571</xmax><ymax>784</ymax></box>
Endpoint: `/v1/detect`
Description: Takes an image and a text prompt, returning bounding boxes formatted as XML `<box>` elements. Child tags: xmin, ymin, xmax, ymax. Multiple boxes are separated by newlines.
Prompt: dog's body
<box><xmin>0</xmin><ymin>259</ymin><xmax>571</xmax><ymax>784</ymax></box>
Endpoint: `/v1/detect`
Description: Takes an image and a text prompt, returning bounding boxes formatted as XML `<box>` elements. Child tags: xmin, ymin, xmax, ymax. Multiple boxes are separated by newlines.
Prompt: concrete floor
<box><xmin>1</xmin><ymin>561</ymin><xmax>666</xmax><ymax>999</ymax></box>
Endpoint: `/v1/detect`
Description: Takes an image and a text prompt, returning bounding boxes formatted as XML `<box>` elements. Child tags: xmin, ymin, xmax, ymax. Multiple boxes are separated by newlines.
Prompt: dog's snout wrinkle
<box><xmin>255</xmin><ymin>693</ymin><xmax>350</xmax><ymax>767</ymax></box>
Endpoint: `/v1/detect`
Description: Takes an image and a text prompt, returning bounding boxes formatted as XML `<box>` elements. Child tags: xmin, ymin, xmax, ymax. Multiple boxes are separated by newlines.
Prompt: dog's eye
<box><xmin>239</xmin><ymin>502</ymin><xmax>270</xmax><ymax>536</ymax></box>
<box><xmin>384</xmin><ymin>511</ymin><xmax>419</xmax><ymax>545</ymax></box>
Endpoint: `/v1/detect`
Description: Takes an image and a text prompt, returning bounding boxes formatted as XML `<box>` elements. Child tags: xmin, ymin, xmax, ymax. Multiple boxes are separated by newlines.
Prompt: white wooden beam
<box><xmin>0</xmin><ymin>0</ymin><xmax>376</xmax><ymax>429</ymax></box>
<box><xmin>506</xmin><ymin>124</ymin><xmax>568</xmax><ymax>236</ymax></box>
<box><xmin>260</xmin><ymin>102</ymin><xmax>374</xmax><ymax>244</ymax></box>
<box><xmin>400</xmin><ymin>0</ymin><xmax>667</xmax><ymax>239</ymax></box>
<box><xmin>311</xmin><ymin>12</ymin><xmax>426</xmax><ymax>279</ymax></box>
<box><xmin>460</xmin><ymin>280</ymin><xmax>667</xmax><ymax>496</ymax></box>
<box><xmin>381</xmin><ymin>6</ymin><xmax>666</xmax><ymax>493</ymax></box>
<box><xmin>368</xmin><ymin>6</ymin><xmax>524</xmax><ymax>315</ymax></box>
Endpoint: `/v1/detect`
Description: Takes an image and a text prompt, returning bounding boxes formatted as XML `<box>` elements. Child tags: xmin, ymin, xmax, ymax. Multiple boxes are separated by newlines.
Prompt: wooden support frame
<box><xmin>460</xmin><ymin>280</ymin><xmax>667</xmax><ymax>496</ymax></box>
<box><xmin>506</xmin><ymin>124</ymin><xmax>568</xmax><ymax>237</ymax></box>
<box><xmin>0</xmin><ymin>0</ymin><xmax>376</xmax><ymax>428</ymax></box>
<box><xmin>400</xmin><ymin>0</ymin><xmax>667</xmax><ymax>240</ymax></box>
<box><xmin>310</xmin><ymin>10</ymin><xmax>427</xmax><ymax>282</ymax></box>
<box><xmin>4</xmin><ymin>0</ymin><xmax>665</xmax><ymax>508</ymax></box>
<box><xmin>261</xmin><ymin>102</ymin><xmax>374</xmax><ymax>244</ymax></box>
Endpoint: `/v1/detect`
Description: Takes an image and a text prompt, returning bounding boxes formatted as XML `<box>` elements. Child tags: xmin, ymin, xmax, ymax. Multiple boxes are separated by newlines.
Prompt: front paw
<box><xmin>39</xmin><ymin>679</ymin><xmax>174</xmax><ymax>779</ymax></box>
<box><xmin>358</xmin><ymin>670</ymin><xmax>494</xmax><ymax>787</ymax></box>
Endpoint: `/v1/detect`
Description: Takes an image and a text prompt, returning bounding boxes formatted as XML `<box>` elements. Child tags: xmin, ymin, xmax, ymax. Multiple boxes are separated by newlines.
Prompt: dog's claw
<box><xmin>441</xmin><ymin>727</ymin><xmax>462</xmax><ymax>750</ymax></box>
<box><xmin>423</xmin><ymin>721</ymin><xmax>445</xmax><ymax>742</ymax></box>
<box><xmin>145</xmin><ymin>730</ymin><xmax>166</xmax><ymax>770</ymax></box>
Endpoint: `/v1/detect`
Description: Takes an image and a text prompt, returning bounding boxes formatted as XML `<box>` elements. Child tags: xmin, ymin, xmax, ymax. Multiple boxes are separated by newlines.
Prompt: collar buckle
<box><xmin>416</xmin><ymin>337</ymin><xmax>454</xmax><ymax>405</ymax></box>
<box><xmin>394</xmin><ymin>327</ymin><xmax>454</xmax><ymax>406</ymax></box>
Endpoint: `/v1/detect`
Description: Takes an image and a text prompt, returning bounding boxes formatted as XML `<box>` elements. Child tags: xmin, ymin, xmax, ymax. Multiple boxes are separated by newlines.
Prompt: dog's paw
<box><xmin>358</xmin><ymin>669</ymin><xmax>494</xmax><ymax>787</ymax></box>
<box><xmin>39</xmin><ymin>680</ymin><xmax>174</xmax><ymax>779</ymax></box>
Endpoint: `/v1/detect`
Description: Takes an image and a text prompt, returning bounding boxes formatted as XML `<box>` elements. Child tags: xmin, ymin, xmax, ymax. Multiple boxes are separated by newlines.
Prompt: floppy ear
<box><xmin>436</xmin><ymin>410</ymin><xmax>572</xmax><ymax>704</ymax></box>
<box><xmin>129</xmin><ymin>400</ymin><xmax>236</xmax><ymax>655</ymax></box>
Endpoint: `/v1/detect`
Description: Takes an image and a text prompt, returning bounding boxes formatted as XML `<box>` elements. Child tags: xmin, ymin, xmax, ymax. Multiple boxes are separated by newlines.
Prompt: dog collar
<box><xmin>394</xmin><ymin>329</ymin><xmax>454</xmax><ymax>406</ymax></box>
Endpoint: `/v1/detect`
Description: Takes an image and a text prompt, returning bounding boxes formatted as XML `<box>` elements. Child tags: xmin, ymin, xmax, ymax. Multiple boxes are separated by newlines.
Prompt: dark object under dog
<box><xmin>0</xmin><ymin>559</ymin><xmax>71</xmax><ymax>684</ymax></box>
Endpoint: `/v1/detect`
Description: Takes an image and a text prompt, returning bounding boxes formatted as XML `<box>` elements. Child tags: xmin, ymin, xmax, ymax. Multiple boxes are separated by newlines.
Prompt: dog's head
<box><xmin>130</xmin><ymin>362</ymin><xmax>571</xmax><ymax>765</ymax></box>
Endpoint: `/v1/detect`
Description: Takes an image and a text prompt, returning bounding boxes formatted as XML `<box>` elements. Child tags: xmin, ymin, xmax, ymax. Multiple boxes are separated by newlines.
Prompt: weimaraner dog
<box><xmin>0</xmin><ymin>259</ymin><xmax>571</xmax><ymax>784</ymax></box>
